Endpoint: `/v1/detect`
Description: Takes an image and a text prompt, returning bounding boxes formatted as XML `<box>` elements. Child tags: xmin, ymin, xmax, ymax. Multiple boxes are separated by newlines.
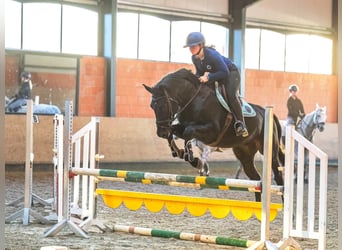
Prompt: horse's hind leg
<box><xmin>234</xmin><ymin>165</ymin><xmax>243</xmax><ymax>179</ymax></box>
<box><xmin>233</xmin><ymin>146</ymin><xmax>261</xmax><ymax>201</ymax></box>
<box><xmin>187</xmin><ymin>140</ymin><xmax>210</xmax><ymax>176</ymax></box>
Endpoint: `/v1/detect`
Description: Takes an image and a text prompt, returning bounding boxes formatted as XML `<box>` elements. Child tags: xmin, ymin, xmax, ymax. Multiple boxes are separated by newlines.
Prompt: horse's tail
<box><xmin>273</xmin><ymin>114</ymin><xmax>285</xmax><ymax>166</ymax></box>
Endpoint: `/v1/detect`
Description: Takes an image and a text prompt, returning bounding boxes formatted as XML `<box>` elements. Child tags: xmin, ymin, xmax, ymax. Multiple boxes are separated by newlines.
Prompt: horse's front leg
<box><xmin>184</xmin><ymin>140</ymin><xmax>194</xmax><ymax>162</ymax></box>
<box><xmin>167</xmin><ymin>136</ymin><xmax>184</xmax><ymax>159</ymax></box>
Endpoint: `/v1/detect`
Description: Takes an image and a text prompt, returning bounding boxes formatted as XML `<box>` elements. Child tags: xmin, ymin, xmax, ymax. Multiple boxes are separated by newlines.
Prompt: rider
<box><xmin>7</xmin><ymin>71</ymin><xmax>33</xmax><ymax>112</ymax></box>
<box><xmin>285</xmin><ymin>84</ymin><xmax>305</xmax><ymax>127</ymax></box>
<box><xmin>183</xmin><ymin>31</ymin><xmax>248</xmax><ymax>137</ymax></box>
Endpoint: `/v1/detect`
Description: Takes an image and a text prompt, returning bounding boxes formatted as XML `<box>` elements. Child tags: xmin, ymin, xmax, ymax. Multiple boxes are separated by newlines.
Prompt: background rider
<box><xmin>286</xmin><ymin>84</ymin><xmax>305</xmax><ymax>127</ymax></box>
<box><xmin>7</xmin><ymin>71</ymin><xmax>32</xmax><ymax>112</ymax></box>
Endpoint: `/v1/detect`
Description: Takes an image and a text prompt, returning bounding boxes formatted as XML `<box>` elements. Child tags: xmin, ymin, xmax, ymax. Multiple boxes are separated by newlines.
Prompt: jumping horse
<box><xmin>143</xmin><ymin>68</ymin><xmax>284</xmax><ymax>201</ymax></box>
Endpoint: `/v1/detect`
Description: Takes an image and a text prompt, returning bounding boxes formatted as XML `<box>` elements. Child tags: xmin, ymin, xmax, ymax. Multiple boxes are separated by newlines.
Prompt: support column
<box><xmin>0</xmin><ymin>0</ymin><xmax>5</xmax><ymax>247</ymax></box>
<box><xmin>228</xmin><ymin>0</ymin><xmax>257</xmax><ymax>97</ymax></box>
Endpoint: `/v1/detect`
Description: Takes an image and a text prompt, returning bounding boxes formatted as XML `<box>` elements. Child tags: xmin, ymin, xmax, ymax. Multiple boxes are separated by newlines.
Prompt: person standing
<box><xmin>183</xmin><ymin>31</ymin><xmax>248</xmax><ymax>137</ymax></box>
<box><xmin>286</xmin><ymin>84</ymin><xmax>305</xmax><ymax>127</ymax></box>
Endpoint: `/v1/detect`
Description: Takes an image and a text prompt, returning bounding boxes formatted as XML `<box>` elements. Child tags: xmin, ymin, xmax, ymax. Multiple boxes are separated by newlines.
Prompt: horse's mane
<box><xmin>162</xmin><ymin>68</ymin><xmax>200</xmax><ymax>87</ymax></box>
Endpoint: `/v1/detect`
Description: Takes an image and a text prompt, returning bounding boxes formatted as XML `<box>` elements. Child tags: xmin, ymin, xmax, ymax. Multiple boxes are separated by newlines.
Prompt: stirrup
<box><xmin>235</xmin><ymin>121</ymin><xmax>249</xmax><ymax>137</ymax></box>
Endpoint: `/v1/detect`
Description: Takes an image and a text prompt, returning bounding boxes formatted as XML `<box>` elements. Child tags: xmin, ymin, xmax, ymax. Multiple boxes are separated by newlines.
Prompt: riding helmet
<box><xmin>183</xmin><ymin>32</ymin><xmax>205</xmax><ymax>48</ymax></box>
<box><xmin>289</xmin><ymin>84</ymin><xmax>298</xmax><ymax>92</ymax></box>
<box><xmin>20</xmin><ymin>71</ymin><xmax>31</xmax><ymax>80</ymax></box>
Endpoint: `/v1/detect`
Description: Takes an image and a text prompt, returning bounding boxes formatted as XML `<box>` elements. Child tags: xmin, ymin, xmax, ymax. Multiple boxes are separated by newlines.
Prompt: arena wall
<box><xmin>5</xmin><ymin>115</ymin><xmax>337</xmax><ymax>165</ymax></box>
<box><xmin>5</xmin><ymin>55</ymin><xmax>337</xmax><ymax>122</ymax></box>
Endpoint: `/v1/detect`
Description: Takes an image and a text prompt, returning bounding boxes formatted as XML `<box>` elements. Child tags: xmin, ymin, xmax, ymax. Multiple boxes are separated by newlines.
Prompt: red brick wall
<box><xmin>245</xmin><ymin>70</ymin><xmax>337</xmax><ymax>121</ymax></box>
<box><xmin>116</xmin><ymin>59</ymin><xmax>194</xmax><ymax>118</ymax></box>
<box><xmin>32</xmin><ymin>72</ymin><xmax>76</xmax><ymax>110</ymax></box>
<box><xmin>5</xmin><ymin>54</ymin><xmax>20</xmax><ymax>97</ymax></box>
<box><xmin>78</xmin><ymin>56</ymin><xmax>107</xmax><ymax>116</ymax></box>
<box><xmin>115</xmin><ymin>59</ymin><xmax>337</xmax><ymax>122</ymax></box>
<box><xmin>5</xmin><ymin>55</ymin><xmax>337</xmax><ymax>122</ymax></box>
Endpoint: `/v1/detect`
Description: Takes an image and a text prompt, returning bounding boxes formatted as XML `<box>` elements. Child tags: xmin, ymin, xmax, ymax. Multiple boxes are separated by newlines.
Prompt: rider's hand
<box><xmin>199</xmin><ymin>72</ymin><xmax>209</xmax><ymax>83</ymax></box>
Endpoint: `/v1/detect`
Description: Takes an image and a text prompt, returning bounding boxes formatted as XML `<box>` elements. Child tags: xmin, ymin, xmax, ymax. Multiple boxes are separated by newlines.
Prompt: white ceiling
<box><xmin>71</xmin><ymin>0</ymin><xmax>333</xmax><ymax>33</ymax></box>
<box><xmin>246</xmin><ymin>0</ymin><xmax>332</xmax><ymax>32</ymax></box>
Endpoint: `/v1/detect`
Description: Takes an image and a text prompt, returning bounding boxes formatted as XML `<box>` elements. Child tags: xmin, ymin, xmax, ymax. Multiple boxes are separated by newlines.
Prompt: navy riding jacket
<box><xmin>192</xmin><ymin>47</ymin><xmax>235</xmax><ymax>85</ymax></box>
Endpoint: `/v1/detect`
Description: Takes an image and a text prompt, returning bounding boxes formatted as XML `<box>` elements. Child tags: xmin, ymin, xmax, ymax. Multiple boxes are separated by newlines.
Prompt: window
<box><xmin>259</xmin><ymin>29</ymin><xmax>285</xmax><ymax>71</ymax></box>
<box><xmin>5</xmin><ymin>0</ymin><xmax>21</xmax><ymax>49</ymax></box>
<box><xmin>201</xmin><ymin>22</ymin><xmax>228</xmax><ymax>57</ymax></box>
<box><xmin>117</xmin><ymin>12</ymin><xmax>139</xmax><ymax>58</ymax></box>
<box><xmin>62</xmin><ymin>5</ymin><xmax>98</xmax><ymax>55</ymax></box>
<box><xmin>285</xmin><ymin>34</ymin><xmax>310</xmax><ymax>73</ymax></box>
<box><xmin>245</xmin><ymin>29</ymin><xmax>333</xmax><ymax>74</ymax></box>
<box><xmin>170</xmin><ymin>20</ymin><xmax>200</xmax><ymax>63</ymax></box>
<box><xmin>308</xmin><ymin>35</ymin><xmax>332</xmax><ymax>74</ymax></box>
<box><xmin>245</xmin><ymin>28</ymin><xmax>261</xmax><ymax>69</ymax></box>
<box><xmin>23</xmin><ymin>2</ymin><xmax>61</xmax><ymax>52</ymax></box>
<box><xmin>138</xmin><ymin>14</ymin><xmax>170</xmax><ymax>61</ymax></box>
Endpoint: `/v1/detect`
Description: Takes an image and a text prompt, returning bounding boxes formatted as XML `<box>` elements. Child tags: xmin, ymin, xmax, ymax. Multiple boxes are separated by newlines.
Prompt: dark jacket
<box><xmin>287</xmin><ymin>97</ymin><xmax>305</xmax><ymax>120</ymax></box>
<box><xmin>192</xmin><ymin>47</ymin><xmax>234</xmax><ymax>85</ymax></box>
<box><xmin>17</xmin><ymin>81</ymin><xmax>31</xmax><ymax>99</ymax></box>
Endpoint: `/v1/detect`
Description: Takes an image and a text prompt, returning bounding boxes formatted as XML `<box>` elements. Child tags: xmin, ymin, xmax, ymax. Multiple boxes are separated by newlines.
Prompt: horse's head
<box><xmin>143</xmin><ymin>83</ymin><xmax>179</xmax><ymax>139</ymax></box>
<box><xmin>313</xmin><ymin>104</ymin><xmax>327</xmax><ymax>132</ymax></box>
<box><xmin>143</xmin><ymin>69</ymin><xmax>200</xmax><ymax>139</ymax></box>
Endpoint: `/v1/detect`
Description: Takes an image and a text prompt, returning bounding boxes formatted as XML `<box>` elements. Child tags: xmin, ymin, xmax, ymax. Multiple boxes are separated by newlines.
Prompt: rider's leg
<box><xmin>226</xmin><ymin>70</ymin><xmax>248</xmax><ymax>137</ymax></box>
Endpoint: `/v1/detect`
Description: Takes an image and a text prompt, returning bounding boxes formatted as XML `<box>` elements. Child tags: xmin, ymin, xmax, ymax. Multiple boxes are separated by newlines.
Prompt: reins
<box><xmin>173</xmin><ymin>83</ymin><xmax>202</xmax><ymax>120</ymax></box>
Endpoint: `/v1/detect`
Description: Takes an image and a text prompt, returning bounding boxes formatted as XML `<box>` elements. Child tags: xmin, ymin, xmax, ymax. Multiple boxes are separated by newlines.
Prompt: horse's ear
<box><xmin>142</xmin><ymin>84</ymin><xmax>153</xmax><ymax>94</ymax></box>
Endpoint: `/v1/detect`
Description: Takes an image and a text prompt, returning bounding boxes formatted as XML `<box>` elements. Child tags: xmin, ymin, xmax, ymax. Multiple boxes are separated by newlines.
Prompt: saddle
<box><xmin>208</xmin><ymin>83</ymin><xmax>255</xmax><ymax>147</ymax></box>
<box><xmin>214</xmin><ymin>82</ymin><xmax>256</xmax><ymax>117</ymax></box>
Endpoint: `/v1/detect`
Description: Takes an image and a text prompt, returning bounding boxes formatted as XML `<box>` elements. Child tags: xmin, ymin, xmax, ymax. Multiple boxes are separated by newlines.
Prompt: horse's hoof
<box><xmin>172</xmin><ymin>152</ymin><xmax>177</xmax><ymax>157</ymax></box>
<box><xmin>198</xmin><ymin>171</ymin><xmax>209</xmax><ymax>177</ymax></box>
<box><xmin>184</xmin><ymin>153</ymin><xmax>189</xmax><ymax>161</ymax></box>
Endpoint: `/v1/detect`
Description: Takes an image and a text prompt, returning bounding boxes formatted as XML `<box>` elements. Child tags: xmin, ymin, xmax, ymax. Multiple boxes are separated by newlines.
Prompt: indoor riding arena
<box><xmin>1</xmin><ymin>0</ymin><xmax>342</xmax><ymax>250</ymax></box>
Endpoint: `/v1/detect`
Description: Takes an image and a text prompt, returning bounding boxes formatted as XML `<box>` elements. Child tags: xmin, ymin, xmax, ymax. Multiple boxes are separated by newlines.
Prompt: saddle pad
<box><xmin>241</xmin><ymin>99</ymin><xmax>256</xmax><ymax>117</ymax></box>
<box><xmin>215</xmin><ymin>82</ymin><xmax>256</xmax><ymax>117</ymax></box>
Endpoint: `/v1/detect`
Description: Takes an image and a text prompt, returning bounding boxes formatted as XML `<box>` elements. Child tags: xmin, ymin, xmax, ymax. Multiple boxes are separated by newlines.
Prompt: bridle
<box><xmin>313</xmin><ymin>109</ymin><xmax>326</xmax><ymax>130</ymax></box>
<box><xmin>153</xmin><ymin>84</ymin><xmax>203</xmax><ymax>132</ymax></box>
<box><xmin>152</xmin><ymin>93</ymin><xmax>178</xmax><ymax>130</ymax></box>
<box><xmin>299</xmin><ymin>109</ymin><xmax>325</xmax><ymax>140</ymax></box>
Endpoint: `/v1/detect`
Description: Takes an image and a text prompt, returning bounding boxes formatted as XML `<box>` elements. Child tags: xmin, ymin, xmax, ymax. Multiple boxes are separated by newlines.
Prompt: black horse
<box><xmin>143</xmin><ymin>68</ymin><xmax>284</xmax><ymax>201</ymax></box>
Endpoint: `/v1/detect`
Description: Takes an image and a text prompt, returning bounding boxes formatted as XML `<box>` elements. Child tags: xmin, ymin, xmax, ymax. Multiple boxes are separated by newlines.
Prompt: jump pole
<box><xmin>71</xmin><ymin>168</ymin><xmax>283</xmax><ymax>194</ymax></box>
<box><xmin>5</xmin><ymin>100</ymin><xmax>51</xmax><ymax>225</ymax></box>
<box><xmin>112</xmin><ymin>224</ymin><xmax>257</xmax><ymax>248</ymax></box>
